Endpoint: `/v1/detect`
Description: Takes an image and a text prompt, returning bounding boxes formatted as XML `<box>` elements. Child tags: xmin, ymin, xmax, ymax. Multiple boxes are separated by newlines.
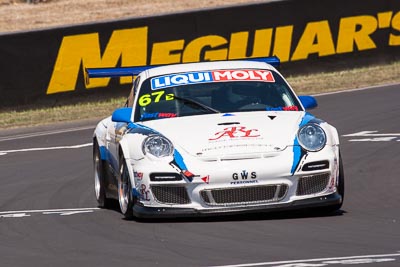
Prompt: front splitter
<box><xmin>132</xmin><ymin>192</ymin><xmax>342</xmax><ymax>219</ymax></box>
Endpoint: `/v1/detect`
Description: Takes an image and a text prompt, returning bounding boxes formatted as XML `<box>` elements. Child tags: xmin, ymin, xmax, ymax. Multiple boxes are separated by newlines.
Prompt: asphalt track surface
<box><xmin>0</xmin><ymin>84</ymin><xmax>399</xmax><ymax>267</ymax></box>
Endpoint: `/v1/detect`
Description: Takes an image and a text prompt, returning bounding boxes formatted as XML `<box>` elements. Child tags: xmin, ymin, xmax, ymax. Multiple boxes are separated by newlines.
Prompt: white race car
<box><xmin>88</xmin><ymin>57</ymin><xmax>344</xmax><ymax>219</ymax></box>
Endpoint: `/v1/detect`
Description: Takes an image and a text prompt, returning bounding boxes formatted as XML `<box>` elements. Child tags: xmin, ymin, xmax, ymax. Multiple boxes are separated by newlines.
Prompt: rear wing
<box><xmin>84</xmin><ymin>56</ymin><xmax>280</xmax><ymax>85</ymax></box>
<box><xmin>84</xmin><ymin>66</ymin><xmax>149</xmax><ymax>86</ymax></box>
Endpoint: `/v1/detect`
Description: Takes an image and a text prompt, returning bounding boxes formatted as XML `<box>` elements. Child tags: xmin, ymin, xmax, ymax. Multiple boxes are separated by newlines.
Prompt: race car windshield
<box><xmin>134</xmin><ymin>69</ymin><xmax>302</xmax><ymax>122</ymax></box>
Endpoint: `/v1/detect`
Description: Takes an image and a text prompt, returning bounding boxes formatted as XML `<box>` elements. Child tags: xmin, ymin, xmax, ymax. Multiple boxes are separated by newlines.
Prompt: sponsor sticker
<box><xmin>140</xmin><ymin>112</ymin><xmax>177</xmax><ymax>120</ymax></box>
<box><xmin>232</xmin><ymin>170</ymin><xmax>257</xmax><ymax>180</ymax></box>
<box><xmin>209</xmin><ymin>126</ymin><xmax>260</xmax><ymax>141</ymax></box>
<box><xmin>231</xmin><ymin>170</ymin><xmax>258</xmax><ymax>185</ymax></box>
<box><xmin>231</xmin><ymin>180</ymin><xmax>259</xmax><ymax>185</ymax></box>
<box><xmin>134</xmin><ymin>171</ymin><xmax>144</xmax><ymax>180</ymax></box>
<box><xmin>139</xmin><ymin>184</ymin><xmax>150</xmax><ymax>201</ymax></box>
<box><xmin>151</xmin><ymin>69</ymin><xmax>275</xmax><ymax>90</ymax></box>
<box><xmin>266</xmin><ymin>105</ymin><xmax>299</xmax><ymax>111</ymax></box>
<box><xmin>201</xmin><ymin>175</ymin><xmax>210</xmax><ymax>184</ymax></box>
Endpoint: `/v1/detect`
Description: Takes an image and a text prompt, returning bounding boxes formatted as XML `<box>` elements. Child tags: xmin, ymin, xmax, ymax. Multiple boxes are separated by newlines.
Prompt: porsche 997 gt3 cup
<box><xmin>88</xmin><ymin>57</ymin><xmax>344</xmax><ymax>219</ymax></box>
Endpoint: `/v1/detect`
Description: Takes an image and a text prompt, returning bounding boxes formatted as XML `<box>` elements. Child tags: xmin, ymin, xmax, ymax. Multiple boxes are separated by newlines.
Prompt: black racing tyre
<box><xmin>93</xmin><ymin>140</ymin><xmax>112</xmax><ymax>208</ymax></box>
<box><xmin>323</xmin><ymin>152</ymin><xmax>345</xmax><ymax>213</ymax></box>
<box><xmin>337</xmin><ymin>152</ymin><xmax>345</xmax><ymax>201</ymax></box>
<box><xmin>118</xmin><ymin>153</ymin><xmax>134</xmax><ymax>219</ymax></box>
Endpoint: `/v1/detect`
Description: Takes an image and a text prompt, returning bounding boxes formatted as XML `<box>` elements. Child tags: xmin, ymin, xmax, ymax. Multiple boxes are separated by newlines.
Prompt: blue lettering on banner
<box><xmin>151</xmin><ymin>72</ymin><xmax>212</xmax><ymax>90</ymax></box>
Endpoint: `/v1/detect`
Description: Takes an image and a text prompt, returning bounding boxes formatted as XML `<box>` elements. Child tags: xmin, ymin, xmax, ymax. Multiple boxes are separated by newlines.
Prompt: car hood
<box><xmin>140</xmin><ymin>111</ymin><xmax>305</xmax><ymax>159</ymax></box>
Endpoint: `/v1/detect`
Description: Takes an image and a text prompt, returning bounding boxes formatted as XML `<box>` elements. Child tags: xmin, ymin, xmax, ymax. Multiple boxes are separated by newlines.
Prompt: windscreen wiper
<box><xmin>172</xmin><ymin>95</ymin><xmax>220</xmax><ymax>114</ymax></box>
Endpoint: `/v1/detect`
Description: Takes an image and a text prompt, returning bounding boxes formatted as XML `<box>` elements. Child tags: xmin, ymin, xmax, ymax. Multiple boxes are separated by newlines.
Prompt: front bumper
<box><xmin>132</xmin><ymin>192</ymin><xmax>342</xmax><ymax>219</ymax></box>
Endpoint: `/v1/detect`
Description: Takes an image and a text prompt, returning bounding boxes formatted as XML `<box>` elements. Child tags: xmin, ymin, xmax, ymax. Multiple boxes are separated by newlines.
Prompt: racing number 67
<box><xmin>138</xmin><ymin>91</ymin><xmax>174</xmax><ymax>106</ymax></box>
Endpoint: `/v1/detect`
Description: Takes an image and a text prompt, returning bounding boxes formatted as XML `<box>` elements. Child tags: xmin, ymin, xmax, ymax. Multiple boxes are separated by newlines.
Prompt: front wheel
<box><xmin>334</xmin><ymin>152</ymin><xmax>345</xmax><ymax>209</ymax></box>
<box><xmin>118</xmin><ymin>154</ymin><xmax>134</xmax><ymax>219</ymax></box>
<box><xmin>338</xmin><ymin>153</ymin><xmax>345</xmax><ymax>194</ymax></box>
<box><xmin>323</xmin><ymin>152</ymin><xmax>345</xmax><ymax>213</ymax></box>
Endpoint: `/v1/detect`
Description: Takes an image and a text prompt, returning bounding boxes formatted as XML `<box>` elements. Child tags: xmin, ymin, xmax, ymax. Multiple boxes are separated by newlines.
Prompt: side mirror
<box><xmin>112</xmin><ymin>107</ymin><xmax>133</xmax><ymax>123</ymax></box>
<box><xmin>298</xmin><ymin>96</ymin><xmax>318</xmax><ymax>110</ymax></box>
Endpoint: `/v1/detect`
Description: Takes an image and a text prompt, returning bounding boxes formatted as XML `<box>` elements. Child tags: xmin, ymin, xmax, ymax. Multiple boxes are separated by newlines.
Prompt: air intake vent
<box><xmin>200</xmin><ymin>184</ymin><xmax>288</xmax><ymax>206</ymax></box>
<box><xmin>151</xmin><ymin>185</ymin><xmax>191</xmax><ymax>204</ymax></box>
<box><xmin>297</xmin><ymin>173</ymin><xmax>330</xmax><ymax>196</ymax></box>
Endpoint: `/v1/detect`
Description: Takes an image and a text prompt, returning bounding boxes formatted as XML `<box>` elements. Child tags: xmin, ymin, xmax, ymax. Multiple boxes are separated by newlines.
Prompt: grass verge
<box><xmin>0</xmin><ymin>61</ymin><xmax>399</xmax><ymax>130</ymax></box>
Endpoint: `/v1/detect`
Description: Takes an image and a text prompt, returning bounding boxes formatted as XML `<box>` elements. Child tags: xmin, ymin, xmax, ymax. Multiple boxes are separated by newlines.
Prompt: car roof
<box><xmin>142</xmin><ymin>60</ymin><xmax>276</xmax><ymax>79</ymax></box>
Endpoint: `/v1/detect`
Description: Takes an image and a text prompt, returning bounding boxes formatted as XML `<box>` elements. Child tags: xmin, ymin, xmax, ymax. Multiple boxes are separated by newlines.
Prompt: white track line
<box><xmin>0</xmin><ymin>207</ymin><xmax>99</xmax><ymax>215</ymax></box>
<box><xmin>209</xmin><ymin>252</ymin><xmax>400</xmax><ymax>267</ymax></box>
<box><xmin>313</xmin><ymin>82</ymin><xmax>399</xmax><ymax>97</ymax></box>
<box><xmin>0</xmin><ymin>143</ymin><xmax>92</xmax><ymax>156</ymax></box>
<box><xmin>0</xmin><ymin>125</ymin><xmax>94</xmax><ymax>142</ymax></box>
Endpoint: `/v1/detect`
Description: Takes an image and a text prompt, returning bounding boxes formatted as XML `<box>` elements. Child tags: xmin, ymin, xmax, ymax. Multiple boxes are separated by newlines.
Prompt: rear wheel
<box><xmin>93</xmin><ymin>140</ymin><xmax>111</xmax><ymax>208</ymax></box>
<box><xmin>118</xmin><ymin>154</ymin><xmax>134</xmax><ymax>219</ymax></box>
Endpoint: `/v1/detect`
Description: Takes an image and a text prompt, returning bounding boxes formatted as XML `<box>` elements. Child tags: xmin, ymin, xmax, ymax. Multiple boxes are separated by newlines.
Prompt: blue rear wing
<box><xmin>245</xmin><ymin>56</ymin><xmax>280</xmax><ymax>67</ymax></box>
<box><xmin>84</xmin><ymin>66</ymin><xmax>149</xmax><ymax>85</ymax></box>
<box><xmin>84</xmin><ymin>56</ymin><xmax>280</xmax><ymax>85</ymax></box>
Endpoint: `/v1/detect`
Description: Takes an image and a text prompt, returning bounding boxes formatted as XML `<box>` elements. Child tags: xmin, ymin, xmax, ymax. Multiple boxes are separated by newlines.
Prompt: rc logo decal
<box><xmin>209</xmin><ymin>126</ymin><xmax>260</xmax><ymax>141</ymax></box>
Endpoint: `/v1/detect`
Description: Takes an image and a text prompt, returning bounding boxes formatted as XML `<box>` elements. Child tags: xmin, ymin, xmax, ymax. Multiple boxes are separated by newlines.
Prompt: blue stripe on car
<box><xmin>291</xmin><ymin>112</ymin><xmax>319</xmax><ymax>175</ymax></box>
<box><xmin>291</xmin><ymin>139</ymin><xmax>303</xmax><ymax>175</ymax></box>
<box><xmin>173</xmin><ymin>149</ymin><xmax>188</xmax><ymax>171</ymax></box>
<box><xmin>100</xmin><ymin>145</ymin><xmax>119</xmax><ymax>173</ymax></box>
<box><xmin>299</xmin><ymin>112</ymin><xmax>316</xmax><ymax>126</ymax></box>
<box><xmin>99</xmin><ymin>145</ymin><xmax>108</xmax><ymax>161</ymax></box>
<box><xmin>127</xmin><ymin>122</ymin><xmax>159</xmax><ymax>135</ymax></box>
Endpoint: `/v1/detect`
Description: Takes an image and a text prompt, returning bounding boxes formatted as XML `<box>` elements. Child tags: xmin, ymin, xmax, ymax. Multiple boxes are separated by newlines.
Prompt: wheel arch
<box><xmin>324</xmin><ymin>123</ymin><xmax>340</xmax><ymax>146</ymax></box>
<box><xmin>118</xmin><ymin>140</ymin><xmax>137</xmax><ymax>191</ymax></box>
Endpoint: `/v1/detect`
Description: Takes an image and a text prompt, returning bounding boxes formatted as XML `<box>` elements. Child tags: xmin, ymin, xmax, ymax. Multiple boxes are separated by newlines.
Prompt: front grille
<box><xmin>296</xmin><ymin>173</ymin><xmax>330</xmax><ymax>196</ymax></box>
<box><xmin>200</xmin><ymin>184</ymin><xmax>288</xmax><ymax>206</ymax></box>
<box><xmin>150</xmin><ymin>185</ymin><xmax>191</xmax><ymax>204</ymax></box>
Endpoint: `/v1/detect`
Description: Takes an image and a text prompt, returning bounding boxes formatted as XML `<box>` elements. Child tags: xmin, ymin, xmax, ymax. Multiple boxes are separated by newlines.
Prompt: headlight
<box><xmin>297</xmin><ymin>124</ymin><xmax>326</xmax><ymax>151</ymax></box>
<box><xmin>142</xmin><ymin>135</ymin><xmax>174</xmax><ymax>157</ymax></box>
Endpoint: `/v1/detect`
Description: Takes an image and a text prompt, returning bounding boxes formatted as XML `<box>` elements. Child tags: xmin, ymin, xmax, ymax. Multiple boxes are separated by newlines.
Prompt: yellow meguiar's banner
<box><xmin>0</xmin><ymin>0</ymin><xmax>399</xmax><ymax>105</ymax></box>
